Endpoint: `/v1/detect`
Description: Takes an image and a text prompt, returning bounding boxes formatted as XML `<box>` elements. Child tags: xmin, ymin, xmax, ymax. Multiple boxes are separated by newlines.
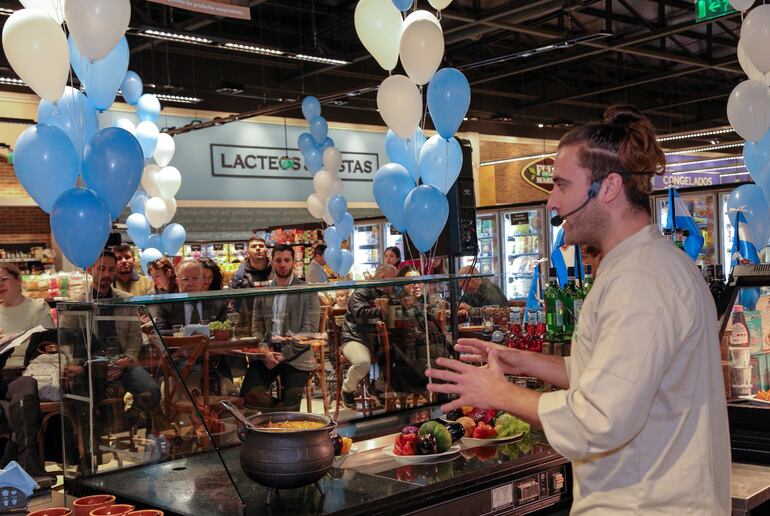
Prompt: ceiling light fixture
<box><xmin>667</xmin><ymin>156</ymin><xmax>744</xmax><ymax>168</ymax></box>
<box><xmin>657</xmin><ymin>127</ymin><xmax>735</xmax><ymax>142</ymax></box>
<box><xmin>222</xmin><ymin>42</ymin><xmax>284</xmax><ymax>56</ymax></box>
<box><xmin>154</xmin><ymin>93</ymin><xmax>203</xmax><ymax>104</ymax></box>
<box><xmin>144</xmin><ymin>29</ymin><xmax>213</xmax><ymax>45</ymax></box>
<box><xmin>671</xmin><ymin>164</ymin><xmax>747</xmax><ymax>175</ymax></box>
<box><xmin>666</xmin><ymin>142</ymin><xmax>744</xmax><ymax>155</ymax></box>
<box><xmin>0</xmin><ymin>7</ymin><xmax>15</xmax><ymax>16</ymax></box>
<box><xmin>720</xmin><ymin>171</ymin><xmax>751</xmax><ymax>178</ymax></box>
<box><xmin>0</xmin><ymin>77</ymin><xmax>25</xmax><ymax>86</ymax></box>
<box><xmin>292</xmin><ymin>54</ymin><xmax>350</xmax><ymax>65</ymax></box>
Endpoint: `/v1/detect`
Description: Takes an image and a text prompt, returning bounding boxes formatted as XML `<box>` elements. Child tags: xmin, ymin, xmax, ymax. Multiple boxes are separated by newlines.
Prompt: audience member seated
<box><xmin>306</xmin><ymin>244</ymin><xmax>329</xmax><ymax>284</ymax></box>
<box><xmin>147</xmin><ymin>257</ymin><xmax>178</xmax><ymax>295</ymax></box>
<box><xmin>339</xmin><ymin>264</ymin><xmax>397</xmax><ymax>409</ymax></box>
<box><xmin>198</xmin><ymin>258</ymin><xmax>224</xmax><ymax>291</ymax></box>
<box><xmin>0</xmin><ymin>264</ymin><xmax>55</xmax><ymax>477</ymax></box>
<box><xmin>229</xmin><ymin>236</ymin><xmax>273</xmax><ymax>289</ymax></box>
<box><xmin>384</xmin><ymin>246</ymin><xmax>402</xmax><ymax>270</ymax></box>
<box><xmin>457</xmin><ymin>265</ymin><xmax>508</xmax><ymax>317</ymax></box>
<box><xmin>113</xmin><ymin>244</ymin><xmax>155</xmax><ymax>296</ymax></box>
<box><xmin>241</xmin><ymin>244</ymin><xmax>320</xmax><ymax>411</ymax></box>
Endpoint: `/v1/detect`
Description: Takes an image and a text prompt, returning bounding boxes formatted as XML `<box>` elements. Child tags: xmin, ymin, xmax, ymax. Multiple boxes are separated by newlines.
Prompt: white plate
<box><xmin>382</xmin><ymin>444</ymin><xmax>461</xmax><ymax>464</ymax></box>
<box><xmin>742</xmin><ymin>394</ymin><xmax>770</xmax><ymax>405</ymax></box>
<box><xmin>334</xmin><ymin>445</ymin><xmax>358</xmax><ymax>461</ymax></box>
<box><xmin>461</xmin><ymin>433</ymin><xmax>524</xmax><ymax>446</ymax></box>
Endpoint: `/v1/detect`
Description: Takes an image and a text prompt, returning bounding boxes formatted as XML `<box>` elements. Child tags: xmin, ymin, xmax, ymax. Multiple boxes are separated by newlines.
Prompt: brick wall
<box><xmin>0</xmin><ymin>160</ymin><xmax>31</xmax><ymax>199</ymax></box>
<box><xmin>479</xmin><ymin>139</ymin><xmax>558</xmax><ymax>206</ymax></box>
<box><xmin>0</xmin><ymin>206</ymin><xmax>50</xmax><ymax>245</ymax></box>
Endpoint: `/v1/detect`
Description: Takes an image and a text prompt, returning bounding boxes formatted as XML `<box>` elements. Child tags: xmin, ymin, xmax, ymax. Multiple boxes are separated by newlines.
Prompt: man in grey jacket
<box><xmin>241</xmin><ymin>244</ymin><xmax>320</xmax><ymax>410</ymax></box>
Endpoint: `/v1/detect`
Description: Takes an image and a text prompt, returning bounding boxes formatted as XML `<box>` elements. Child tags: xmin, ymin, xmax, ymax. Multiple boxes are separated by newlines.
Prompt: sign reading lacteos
<box><xmin>210</xmin><ymin>144</ymin><xmax>379</xmax><ymax>181</ymax></box>
<box><xmin>520</xmin><ymin>157</ymin><xmax>555</xmax><ymax>193</ymax></box>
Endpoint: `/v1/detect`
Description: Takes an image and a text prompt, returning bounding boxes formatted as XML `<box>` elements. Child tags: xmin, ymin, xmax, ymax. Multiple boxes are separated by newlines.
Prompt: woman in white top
<box><xmin>0</xmin><ymin>263</ymin><xmax>53</xmax><ymax>477</ymax></box>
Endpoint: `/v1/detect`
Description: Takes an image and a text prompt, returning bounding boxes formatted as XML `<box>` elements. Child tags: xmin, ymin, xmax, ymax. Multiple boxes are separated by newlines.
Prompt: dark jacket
<box><xmin>341</xmin><ymin>287</ymin><xmax>386</xmax><ymax>350</ymax></box>
<box><xmin>460</xmin><ymin>279</ymin><xmax>508</xmax><ymax>307</ymax></box>
<box><xmin>150</xmin><ymin>299</ymin><xmax>228</xmax><ymax>335</ymax></box>
<box><xmin>229</xmin><ymin>261</ymin><xmax>273</xmax><ymax>289</ymax></box>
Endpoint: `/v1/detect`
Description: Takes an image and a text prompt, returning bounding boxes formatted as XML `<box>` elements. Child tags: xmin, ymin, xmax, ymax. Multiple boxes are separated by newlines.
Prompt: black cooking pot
<box><xmin>238</xmin><ymin>411</ymin><xmax>336</xmax><ymax>490</ymax></box>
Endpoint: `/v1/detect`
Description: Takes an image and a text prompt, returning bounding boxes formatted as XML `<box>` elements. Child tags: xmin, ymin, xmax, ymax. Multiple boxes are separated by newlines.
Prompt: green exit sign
<box><xmin>696</xmin><ymin>0</ymin><xmax>736</xmax><ymax>22</ymax></box>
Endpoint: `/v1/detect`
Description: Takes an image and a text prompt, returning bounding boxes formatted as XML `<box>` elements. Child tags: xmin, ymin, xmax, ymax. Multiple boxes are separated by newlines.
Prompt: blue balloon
<box><xmin>328</xmin><ymin>195</ymin><xmax>348</xmax><ymax>224</ymax></box>
<box><xmin>161</xmin><ymin>223</ymin><xmax>186</xmax><ymax>256</ymax></box>
<box><xmin>147</xmin><ymin>234</ymin><xmax>162</xmax><ymax>252</ymax></box>
<box><xmin>727</xmin><ymin>184</ymin><xmax>770</xmax><ymax>248</ymax></box>
<box><xmin>302</xmin><ymin>96</ymin><xmax>322</xmax><ymax>122</ymax></box>
<box><xmin>83</xmin><ymin>127</ymin><xmax>144</xmax><ymax>220</ymax></box>
<box><xmin>135</xmin><ymin>121</ymin><xmax>159</xmax><ymax>159</ymax></box>
<box><xmin>418</xmin><ymin>135</ymin><xmax>463</xmax><ymax>194</ymax></box>
<box><xmin>373</xmin><ymin>163</ymin><xmax>415</xmax><ymax>233</ymax></box>
<box><xmin>323</xmin><ymin>137</ymin><xmax>335</xmax><ymax>150</ymax></box>
<box><xmin>129</xmin><ymin>190</ymin><xmax>148</xmax><ymax>214</ymax></box>
<box><xmin>739</xmin><ymin>287</ymin><xmax>761</xmax><ymax>311</ymax></box>
<box><xmin>69</xmin><ymin>35</ymin><xmax>129</xmax><ymax>111</ymax></box>
<box><xmin>324</xmin><ymin>246</ymin><xmax>342</xmax><ymax>272</ymax></box>
<box><xmin>309</xmin><ymin>116</ymin><xmax>328</xmax><ymax>145</ymax></box>
<box><xmin>126</xmin><ymin>213</ymin><xmax>151</xmax><ymax>248</ymax></box>
<box><xmin>324</xmin><ymin>226</ymin><xmax>343</xmax><ymax>248</ymax></box>
<box><xmin>392</xmin><ymin>0</ymin><xmax>413</xmax><ymax>11</ymax></box>
<box><xmin>336</xmin><ymin>212</ymin><xmax>354</xmax><ymax>240</ymax></box>
<box><xmin>427</xmin><ymin>68</ymin><xmax>471</xmax><ymax>140</ymax></box>
<box><xmin>298</xmin><ymin>132</ymin><xmax>315</xmax><ymax>154</ymax></box>
<box><xmin>305</xmin><ymin>147</ymin><xmax>324</xmax><ymax>174</ymax></box>
<box><xmin>744</xmin><ymin>129</ymin><xmax>770</xmax><ymax>214</ymax></box>
<box><xmin>385</xmin><ymin>128</ymin><xmax>426</xmax><ymax>183</ymax></box>
<box><xmin>338</xmin><ymin>249</ymin><xmax>354</xmax><ymax>276</ymax></box>
<box><xmin>120</xmin><ymin>71</ymin><xmax>143</xmax><ymax>106</ymax></box>
<box><xmin>405</xmin><ymin>185</ymin><xmax>449</xmax><ymax>253</ymax></box>
<box><xmin>13</xmin><ymin>124</ymin><xmax>79</xmax><ymax>213</ymax></box>
<box><xmin>137</xmin><ymin>94</ymin><xmax>161</xmax><ymax>123</ymax></box>
<box><xmin>140</xmin><ymin>248</ymin><xmax>163</xmax><ymax>276</ymax></box>
<box><xmin>38</xmin><ymin>86</ymin><xmax>98</xmax><ymax>167</ymax></box>
<box><xmin>51</xmin><ymin>188</ymin><xmax>112</xmax><ymax>268</ymax></box>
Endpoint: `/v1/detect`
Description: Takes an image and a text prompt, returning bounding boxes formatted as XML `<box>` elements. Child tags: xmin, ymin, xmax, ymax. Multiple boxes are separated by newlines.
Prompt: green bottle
<box><xmin>544</xmin><ymin>267</ymin><xmax>564</xmax><ymax>336</ymax></box>
<box><xmin>562</xmin><ymin>267</ymin><xmax>579</xmax><ymax>335</ymax></box>
<box><xmin>582</xmin><ymin>265</ymin><xmax>594</xmax><ymax>296</ymax></box>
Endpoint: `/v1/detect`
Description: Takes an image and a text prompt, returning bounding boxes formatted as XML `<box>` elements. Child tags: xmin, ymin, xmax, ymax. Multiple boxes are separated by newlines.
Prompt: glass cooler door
<box><xmin>502</xmin><ymin>208</ymin><xmax>546</xmax><ymax>301</ymax></box>
<box><xmin>352</xmin><ymin>222</ymin><xmax>382</xmax><ymax>278</ymax></box>
<box><xmin>655</xmin><ymin>192</ymin><xmax>718</xmax><ymax>267</ymax></box>
<box><xmin>383</xmin><ymin>222</ymin><xmax>404</xmax><ymax>257</ymax></box>
<box><xmin>460</xmin><ymin>212</ymin><xmax>501</xmax><ymax>285</ymax></box>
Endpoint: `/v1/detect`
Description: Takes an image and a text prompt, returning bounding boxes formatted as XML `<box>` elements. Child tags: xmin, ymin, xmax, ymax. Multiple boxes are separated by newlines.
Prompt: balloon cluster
<box><xmin>4</xmin><ymin>1</ymin><xmax>142</xmax><ymax>268</ymax></box>
<box><xmin>726</xmin><ymin>1</ymin><xmax>770</xmax><ymax>248</ymax></box>
<box><xmin>298</xmin><ymin>96</ymin><xmax>354</xmax><ymax>276</ymax></box>
<box><xmin>356</xmin><ymin>0</ymin><xmax>471</xmax><ymax>253</ymax></box>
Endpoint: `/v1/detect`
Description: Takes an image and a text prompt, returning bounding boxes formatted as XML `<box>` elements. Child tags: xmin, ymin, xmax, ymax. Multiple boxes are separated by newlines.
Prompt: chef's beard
<box><xmin>563</xmin><ymin>200</ymin><xmax>608</xmax><ymax>252</ymax></box>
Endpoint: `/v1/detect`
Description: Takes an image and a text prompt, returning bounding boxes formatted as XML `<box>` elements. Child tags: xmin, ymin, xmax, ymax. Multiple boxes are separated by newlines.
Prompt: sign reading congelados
<box><xmin>210</xmin><ymin>144</ymin><xmax>379</xmax><ymax>181</ymax></box>
<box><xmin>521</xmin><ymin>157</ymin><xmax>555</xmax><ymax>193</ymax></box>
<box><xmin>661</xmin><ymin>174</ymin><xmax>714</xmax><ymax>187</ymax></box>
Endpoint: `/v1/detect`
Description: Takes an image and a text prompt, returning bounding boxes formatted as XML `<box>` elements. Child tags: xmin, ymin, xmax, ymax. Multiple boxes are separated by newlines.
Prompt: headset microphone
<box><xmin>550</xmin><ymin>181</ymin><xmax>601</xmax><ymax>227</ymax></box>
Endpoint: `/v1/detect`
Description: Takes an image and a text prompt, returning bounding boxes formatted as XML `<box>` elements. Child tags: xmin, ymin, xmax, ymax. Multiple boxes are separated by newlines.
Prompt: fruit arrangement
<box><xmin>446</xmin><ymin>406</ymin><xmax>530</xmax><ymax>440</ymax></box>
<box><xmin>756</xmin><ymin>390</ymin><xmax>770</xmax><ymax>401</ymax></box>
<box><xmin>331</xmin><ymin>434</ymin><xmax>354</xmax><ymax>456</ymax></box>
<box><xmin>393</xmin><ymin>421</ymin><xmax>459</xmax><ymax>456</ymax></box>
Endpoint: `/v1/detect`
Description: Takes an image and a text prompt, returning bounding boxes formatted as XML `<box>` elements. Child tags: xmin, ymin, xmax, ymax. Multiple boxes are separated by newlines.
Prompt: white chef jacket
<box><xmin>538</xmin><ymin>224</ymin><xmax>730</xmax><ymax>515</ymax></box>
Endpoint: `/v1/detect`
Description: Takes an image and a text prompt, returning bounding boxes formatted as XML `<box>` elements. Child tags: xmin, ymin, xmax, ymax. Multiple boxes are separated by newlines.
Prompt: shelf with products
<box><xmin>507</xmin><ymin>232</ymin><xmax>539</xmax><ymax>239</ymax></box>
<box><xmin>21</xmin><ymin>270</ymin><xmax>86</xmax><ymax>302</ymax></box>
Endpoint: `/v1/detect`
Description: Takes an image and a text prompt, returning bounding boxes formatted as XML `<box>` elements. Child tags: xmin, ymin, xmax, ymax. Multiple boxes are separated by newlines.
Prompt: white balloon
<box><xmin>21</xmin><ymin>0</ymin><xmax>66</xmax><ymax>24</ymax></box>
<box><xmin>403</xmin><ymin>9</ymin><xmax>442</xmax><ymax>32</ymax></box>
<box><xmin>727</xmin><ymin>80</ymin><xmax>770</xmax><ymax>143</ymax></box>
<box><xmin>330</xmin><ymin>179</ymin><xmax>344</xmax><ymax>197</ymax></box>
<box><xmin>428</xmin><ymin>0</ymin><xmax>452</xmax><ymax>9</ymax></box>
<box><xmin>114</xmin><ymin>117</ymin><xmax>135</xmax><ymax>134</ymax></box>
<box><xmin>163</xmin><ymin>197</ymin><xmax>177</xmax><ymax>224</ymax></box>
<box><xmin>307</xmin><ymin>193</ymin><xmax>326</xmax><ymax>219</ymax></box>
<box><xmin>354</xmin><ymin>0</ymin><xmax>403</xmax><ymax>71</ymax></box>
<box><xmin>155</xmin><ymin>166</ymin><xmax>182</xmax><ymax>199</ymax></box>
<box><xmin>153</xmin><ymin>132</ymin><xmax>176</xmax><ymax>167</ymax></box>
<box><xmin>741</xmin><ymin>5</ymin><xmax>770</xmax><ymax>74</ymax></box>
<box><xmin>2</xmin><ymin>9</ymin><xmax>69</xmax><ymax>101</ymax></box>
<box><xmin>400</xmin><ymin>17</ymin><xmax>444</xmax><ymax>85</ymax></box>
<box><xmin>145</xmin><ymin>197</ymin><xmax>168</xmax><ymax>229</ymax></box>
<box><xmin>65</xmin><ymin>0</ymin><xmax>130</xmax><ymax>61</ymax></box>
<box><xmin>730</xmin><ymin>0</ymin><xmax>755</xmax><ymax>11</ymax></box>
<box><xmin>313</xmin><ymin>169</ymin><xmax>338</xmax><ymax>199</ymax></box>
<box><xmin>322</xmin><ymin>209</ymin><xmax>335</xmax><ymax>226</ymax></box>
<box><xmin>377</xmin><ymin>75</ymin><xmax>423</xmax><ymax>139</ymax></box>
<box><xmin>141</xmin><ymin>164</ymin><xmax>162</xmax><ymax>198</ymax></box>
<box><xmin>323</xmin><ymin>147</ymin><xmax>342</xmax><ymax>175</ymax></box>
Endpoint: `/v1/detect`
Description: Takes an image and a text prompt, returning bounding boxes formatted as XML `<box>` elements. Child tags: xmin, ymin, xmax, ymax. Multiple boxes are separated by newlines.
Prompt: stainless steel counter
<box><xmin>732</xmin><ymin>462</ymin><xmax>770</xmax><ymax>515</ymax></box>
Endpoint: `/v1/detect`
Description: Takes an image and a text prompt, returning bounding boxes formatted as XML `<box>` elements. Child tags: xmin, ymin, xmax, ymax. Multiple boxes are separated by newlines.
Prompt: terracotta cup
<box><xmin>89</xmin><ymin>505</ymin><xmax>135</xmax><ymax>516</ymax></box>
<box><xmin>127</xmin><ymin>511</ymin><xmax>164</xmax><ymax>516</ymax></box>
<box><xmin>73</xmin><ymin>495</ymin><xmax>116</xmax><ymax>516</ymax></box>
<box><xmin>28</xmin><ymin>509</ymin><xmax>72</xmax><ymax>516</ymax></box>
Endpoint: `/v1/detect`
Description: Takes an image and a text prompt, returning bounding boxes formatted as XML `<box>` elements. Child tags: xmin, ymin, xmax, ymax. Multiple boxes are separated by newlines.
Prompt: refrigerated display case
<box><xmin>654</xmin><ymin>191</ymin><xmax>718</xmax><ymax>267</ymax></box>
<box><xmin>383</xmin><ymin>222</ymin><xmax>403</xmax><ymax>257</ymax></box>
<box><xmin>352</xmin><ymin>222</ymin><xmax>382</xmax><ymax>278</ymax></box>
<box><xmin>459</xmin><ymin>211</ymin><xmax>501</xmax><ymax>285</ymax></box>
<box><xmin>720</xmin><ymin>193</ymin><xmax>735</xmax><ymax>273</ymax></box>
<box><xmin>502</xmin><ymin>207</ymin><xmax>547</xmax><ymax>301</ymax></box>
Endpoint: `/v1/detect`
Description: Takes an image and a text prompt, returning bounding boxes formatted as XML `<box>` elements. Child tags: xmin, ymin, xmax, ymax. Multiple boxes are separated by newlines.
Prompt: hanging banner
<box><xmin>148</xmin><ymin>0</ymin><xmax>251</xmax><ymax>20</ymax></box>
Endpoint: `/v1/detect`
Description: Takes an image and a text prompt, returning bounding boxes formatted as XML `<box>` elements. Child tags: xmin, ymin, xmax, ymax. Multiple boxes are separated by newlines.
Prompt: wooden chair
<box><xmin>375</xmin><ymin>321</ymin><xmax>431</xmax><ymax>411</ymax></box>
<box><xmin>329</xmin><ymin>314</ymin><xmax>373</xmax><ymax>421</ymax></box>
<box><xmin>304</xmin><ymin>306</ymin><xmax>330</xmax><ymax>414</ymax></box>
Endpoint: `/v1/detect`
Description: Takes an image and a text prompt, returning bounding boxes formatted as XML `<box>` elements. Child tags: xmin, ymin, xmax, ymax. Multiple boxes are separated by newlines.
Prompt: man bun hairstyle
<box><xmin>559</xmin><ymin>104</ymin><xmax>665</xmax><ymax>214</ymax></box>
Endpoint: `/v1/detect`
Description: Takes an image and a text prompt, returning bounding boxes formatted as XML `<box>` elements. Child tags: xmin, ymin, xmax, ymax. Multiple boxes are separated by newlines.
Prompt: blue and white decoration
<box><xmin>663</xmin><ymin>188</ymin><xmax>705</xmax><ymax>261</ymax></box>
<box><xmin>299</xmin><ymin>96</ymin><xmax>354</xmax><ymax>277</ymax></box>
<box><xmin>2</xmin><ymin>1</ymin><xmax>186</xmax><ymax>271</ymax></box>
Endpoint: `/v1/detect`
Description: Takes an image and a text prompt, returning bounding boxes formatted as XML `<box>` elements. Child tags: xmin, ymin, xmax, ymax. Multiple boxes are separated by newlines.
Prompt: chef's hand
<box><xmin>426</xmin><ymin>350</ymin><xmax>512</xmax><ymax>413</ymax></box>
<box><xmin>454</xmin><ymin>338</ymin><xmax>528</xmax><ymax>375</ymax></box>
<box><xmin>262</xmin><ymin>352</ymin><xmax>284</xmax><ymax>369</ymax></box>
